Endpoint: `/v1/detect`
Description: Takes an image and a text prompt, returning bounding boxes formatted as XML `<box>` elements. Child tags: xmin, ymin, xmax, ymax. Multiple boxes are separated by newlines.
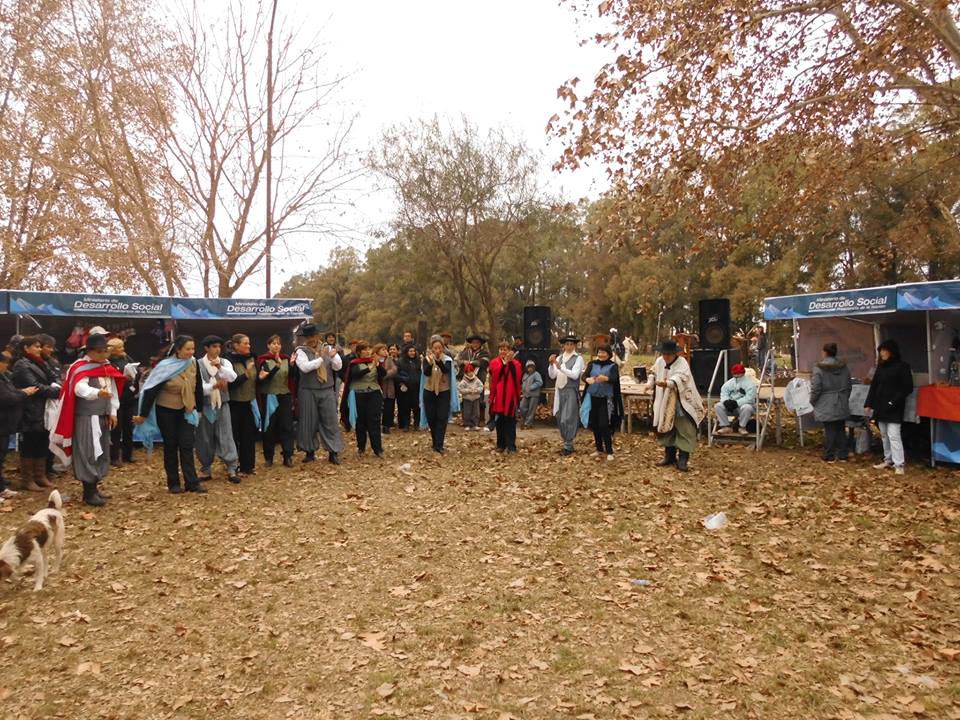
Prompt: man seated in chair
<box><xmin>714</xmin><ymin>363</ymin><xmax>757</xmax><ymax>436</ymax></box>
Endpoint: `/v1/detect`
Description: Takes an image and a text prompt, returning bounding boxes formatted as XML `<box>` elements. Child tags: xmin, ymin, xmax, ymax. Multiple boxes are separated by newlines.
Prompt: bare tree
<box><xmin>161</xmin><ymin>0</ymin><xmax>356</xmax><ymax>298</ymax></box>
<box><xmin>369</xmin><ymin>117</ymin><xmax>539</xmax><ymax>342</ymax></box>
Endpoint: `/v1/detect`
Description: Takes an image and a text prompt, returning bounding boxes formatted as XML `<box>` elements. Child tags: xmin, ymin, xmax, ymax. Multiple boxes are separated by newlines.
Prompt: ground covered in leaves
<box><xmin>1</xmin><ymin>424</ymin><xmax>959</xmax><ymax>720</ymax></box>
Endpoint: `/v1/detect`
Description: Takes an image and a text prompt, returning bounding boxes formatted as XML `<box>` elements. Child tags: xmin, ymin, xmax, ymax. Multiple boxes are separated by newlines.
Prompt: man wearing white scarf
<box><xmin>196</xmin><ymin>335</ymin><xmax>241</xmax><ymax>484</ymax></box>
<box><xmin>548</xmin><ymin>335</ymin><xmax>585</xmax><ymax>455</ymax></box>
<box><xmin>643</xmin><ymin>339</ymin><xmax>704</xmax><ymax>471</ymax></box>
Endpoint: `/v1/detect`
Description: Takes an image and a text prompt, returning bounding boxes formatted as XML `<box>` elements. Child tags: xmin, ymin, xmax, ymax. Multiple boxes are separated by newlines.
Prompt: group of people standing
<box><xmin>0</xmin><ymin>318</ymin><xmax>766</xmax><ymax>509</ymax></box>
<box><xmin>809</xmin><ymin>339</ymin><xmax>913</xmax><ymax>472</ymax></box>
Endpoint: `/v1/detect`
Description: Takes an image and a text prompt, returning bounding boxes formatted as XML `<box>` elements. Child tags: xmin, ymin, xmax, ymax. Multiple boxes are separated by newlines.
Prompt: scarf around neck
<box><xmin>202</xmin><ymin>355</ymin><xmax>223</xmax><ymax>409</ymax></box>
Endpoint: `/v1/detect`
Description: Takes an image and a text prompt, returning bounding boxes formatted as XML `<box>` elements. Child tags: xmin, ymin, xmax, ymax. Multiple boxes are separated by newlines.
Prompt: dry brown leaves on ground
<box><xmin>0</xmin><ymin>425</ymin><xmax>958</xmax><ymax>719</ymax></box>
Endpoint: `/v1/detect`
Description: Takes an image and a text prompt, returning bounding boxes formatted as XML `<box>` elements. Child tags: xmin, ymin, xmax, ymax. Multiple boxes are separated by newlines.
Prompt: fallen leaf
<box><xmin>359</xmin><ymin>632</ymin><xmax>386</xmax><ymax>652</ymax></box>
<box><xmin>58</xmin><ymin>636</ymin><xmax>77</xmax><ymax>647</ymax></box>
<box><xmin>457</xmin><ymin>664</ymin><xmax>482</xmax><ymax>677</ymax></box>
<box><xmin>376</xmin><ymin>682</ymin><xmax>396</xmax><ymax>698</ymax></box>
<box><xmin>172</xmin><ymin>696</ymin><xmax>192</xmax><ymax>711</ymax></box>
<box><xmin>229</xmin><ymin>580</ymin><xmax>248</xmax><ymax>589</ymax></box>
<box><xmin>76</xmin><ymin>661</ymin><xmax>101</xmax><ymax>676</ymax></box>
<box><xmin>619</xmin><ymin>662</ymin><xmax>646</xmax><ymax>676</ymax></box>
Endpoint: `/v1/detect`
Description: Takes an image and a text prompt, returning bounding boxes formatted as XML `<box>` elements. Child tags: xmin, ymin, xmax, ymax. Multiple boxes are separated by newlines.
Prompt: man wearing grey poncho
<box><xmin>293</xmin><ymin>323</ymin><xmax>344</xmax><ymax>465</ymax></box>
<box><xmin>548</xmin><ymin>335</ymin><xmax>585</xmax><ymax>456</ymax></box>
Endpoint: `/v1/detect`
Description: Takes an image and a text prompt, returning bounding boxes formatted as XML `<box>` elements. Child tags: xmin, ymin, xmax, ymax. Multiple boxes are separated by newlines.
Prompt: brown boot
<box><xmin>35</xmin><ymin>458</ymin><xmax>54</xmax><ymax>488</ymax></box>
<box><xmin>17</xmin><ymin>457</ymin><xmax>44</xmax><ymax>492</ymax></box>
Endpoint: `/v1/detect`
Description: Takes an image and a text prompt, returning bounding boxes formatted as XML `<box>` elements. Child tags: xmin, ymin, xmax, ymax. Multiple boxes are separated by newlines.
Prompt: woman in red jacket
<box><xmin>488</xmin><ymin>341</ymin><xmax>522</xmax><ymax>454</ymax></box>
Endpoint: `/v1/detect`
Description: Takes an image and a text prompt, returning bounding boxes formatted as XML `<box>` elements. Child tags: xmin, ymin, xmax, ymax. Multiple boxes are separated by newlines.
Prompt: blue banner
<box><xmin>898</xmin><ymin>282</ymin><xmax>960</xmax><ymax>311</ymax></box>
<box><xmin>9</xmin><ymin>291</ymin><xmax>170</xmax><ymax>318</ymax></box>
<box><xmin>171</xmin><ymin>297</ymin><xmax>312</xmax><ymax>320</ymax></box>
<box><xmin>764</xmin><ymin>287</ymin><xmax>896</xmax><ymax>320</ymax></box>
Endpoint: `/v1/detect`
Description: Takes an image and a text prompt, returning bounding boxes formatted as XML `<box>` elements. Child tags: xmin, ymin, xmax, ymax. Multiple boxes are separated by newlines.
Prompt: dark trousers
<box><xmin>19</xmin><ymin>430</ymin><xmax>48</xmax><ymax>459</ymax></box>
<box><xmin>110</xmin><ymin>402</ymin><xmax>136</xmax><ymax>463</ymax></box>
<box><xmin>494</xmin><ymin>414</ymin><xmax>517</xmax><ymax>451</ymax></box>
<box><xmin>155</xmin><ymin>406</ymin><xmax>199</xmax><ymax>489</ymax></box>
<box><xmin>382</xmin><ymin>397</ymin><xmax>396</xmax><ymax>429</ymax></box>
<box><xmin>262</xmin><ymin>394</ymin><xmax>295</xmax><ymax>462</ymax></box>
<box><xmin>822</xmin><ymin>419</ymin><xmax>847</xmax><ymax>460</ymax></box>
<box><xmin>0</xmin><ymin>434</ymin><xmax>9</xmax><ymax>490</ymax></box>
<box><xmin>590</xmin><ymin>396</ymin><xmax>613</xmax><ymax>453</ymax></box>
<box><xmin>229</xmin><ymin>400</ymin><xmax>258</xmax><ymax>473</ymax></box>
<box><xmin>354</xmin><ymin>390</ymin><xmax>383</xmax><ymax>453</ymax></box>
<box><xmin>423</xmin><ymin>390</ymin><xmax>450</xmax><ymax>450</ymax></box>
<box><xmin>397</xmin><ymin>389</ymin><xmax>420</xmax><ymax>429</ymax></box>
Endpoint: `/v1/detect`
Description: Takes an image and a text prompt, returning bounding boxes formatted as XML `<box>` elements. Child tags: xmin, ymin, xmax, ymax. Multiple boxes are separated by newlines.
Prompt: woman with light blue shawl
<box><xmin>133</xmin><ymin>335</ymin><xmax>205</xmax><ymax>494</ymax></box>
<box><xmin>419</xmin><ymin>336</ymin><xmax>460</xmax><ymax>454</ymax></box>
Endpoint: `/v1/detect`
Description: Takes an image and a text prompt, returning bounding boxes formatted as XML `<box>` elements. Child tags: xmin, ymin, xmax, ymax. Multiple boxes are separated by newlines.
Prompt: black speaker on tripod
<box><xmin>522</xmin><ymin>306</ymin><xmax>552</xmax><ymax>349</ymax></box>
<box><xmin>698</xmin><ymin>298</ymin><xmax>731</xmax><ymax>350</ymax></box>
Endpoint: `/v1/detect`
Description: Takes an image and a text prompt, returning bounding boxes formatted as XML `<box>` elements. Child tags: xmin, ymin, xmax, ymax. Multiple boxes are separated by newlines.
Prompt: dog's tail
<box><xmin>47</xmin><ymin>489</ymin><xmax>62</xmax><ymax>510</ymax></box>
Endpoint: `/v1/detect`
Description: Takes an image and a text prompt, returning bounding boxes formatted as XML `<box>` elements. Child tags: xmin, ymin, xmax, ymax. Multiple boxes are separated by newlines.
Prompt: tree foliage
<box><xmin>368</xmin><ymin>117</ymin><xmax>539</xmax><ymax>341</ymax></box>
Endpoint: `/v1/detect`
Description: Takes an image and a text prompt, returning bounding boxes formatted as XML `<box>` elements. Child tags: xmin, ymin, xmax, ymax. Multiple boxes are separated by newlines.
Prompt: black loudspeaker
<box><xmin>523</xmin><ymin>306</ymin><xmax>552</xmax><ymax>349</ymax></box>
<box><xmin>690</xmin><ymin>348</ymin><xmax>741</xmax><ymax>395</ymax></box>
<box><xmin>699</xmin><ymin>298</ymin><xmax>731</xmax><ymax>350</ymax></box>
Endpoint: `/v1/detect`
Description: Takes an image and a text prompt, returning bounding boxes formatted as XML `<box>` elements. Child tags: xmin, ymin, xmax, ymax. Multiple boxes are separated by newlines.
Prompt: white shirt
<box><xmin>201</xmin><ymin>356</ymin><xmax>237</xmax><ymax>395</ymax></box>
<box><xmin>294</xmin><ymin>346</ymin><xmax>342</xmax><ymax>373</ymax></box>
<box><xmin>73</xmin><ymin>364</ymin><xmax>120</xmax><ymax>415</ymax></box>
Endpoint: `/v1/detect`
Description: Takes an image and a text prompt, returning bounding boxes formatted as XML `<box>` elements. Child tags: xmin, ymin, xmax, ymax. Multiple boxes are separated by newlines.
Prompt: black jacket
<box><xmin>0</xmin><ymin>371</ymin><xmax>28</xmax><ymax>436</ymax></box>
<box><xmin>109</xmin><ymin>354</ymin><xmax>139</xmax><ymax>406</ymax></box>
<box><xmin>865</xmin><ymin>359</ymin><xmax>913</xmax><ymax>423</ymax></box>
<box><xmin>12</xmin><ymin>355</ymin><xmax>60</xmax><ymax>432</ymax></box>
<box><xmin>396</xmin><ymin>349</ymin><xmax>421</xmax><ymax>389</ymax></box>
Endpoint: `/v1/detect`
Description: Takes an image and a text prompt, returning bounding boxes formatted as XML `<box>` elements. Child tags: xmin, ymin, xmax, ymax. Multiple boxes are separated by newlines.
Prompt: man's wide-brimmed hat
<box><xmin>201</xmin><ymin>335</ymin><xmax>224</xmax><ymax>348</ymax></box>
<box><xmin>657</xmin><ymin>339</ymin><xmax>680</xmax><ymax>354</ymax></box>
<box><xmin>466</xmin><ymin>334</ymin><xmax>485</xmax><ymax>343</ymax></box>
<box><xmin>298</xmin><ymin>323</ymin><xmax>318</xmax><ymax>337</ymax></box>
<box><xmin>560</xmin><ymin>334</ymin><xmax>579</xmax><ymax>344</ymax></box>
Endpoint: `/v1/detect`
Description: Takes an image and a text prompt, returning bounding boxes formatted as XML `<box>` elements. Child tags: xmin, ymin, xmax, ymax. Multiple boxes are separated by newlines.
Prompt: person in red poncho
<box><xmin>49</xmin><ymin>334</ymin><xmax>125</xmax><ymax>507</ymax></box>
<box><xmin>488</xmin><ymin>341</ymin><xmax>522</xmax><ymax>454</ymax></box>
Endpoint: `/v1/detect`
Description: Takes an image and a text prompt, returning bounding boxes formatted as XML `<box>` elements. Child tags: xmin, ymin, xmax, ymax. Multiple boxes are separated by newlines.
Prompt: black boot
<box><xmin>282</xmin><ymin>455</ymin><xmax>294</xmax><ymax>468</ymax></box>
<box><xmin>656</xmin><ymin>447</ymin><xmax>677</xmax><ymax>466</ymax></box>
<box><xmin>328</xmin><ymin>452</ymin><xmax>340</xmax><ymax>465</ymax></box>
<box><xmin>677</xmin><ymin>451</ymin><xmax>690</xmax><ymax>472</ymax></box>
<box><xmin>303</xmin><ymin>451</ymin><xmax>316</xmax><ymax>464</ymax></box>
<box><xmin>83</xmin><ymin>482</ymin><xmax>106</xmax><ymax>507</ymax></box>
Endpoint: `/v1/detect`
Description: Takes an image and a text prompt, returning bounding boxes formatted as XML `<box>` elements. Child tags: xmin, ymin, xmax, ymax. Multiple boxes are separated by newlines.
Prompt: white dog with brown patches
<box><xmin>0</xmin><ymin>490</ymin><xmax>65</xmax><ymax>591</ymax></box>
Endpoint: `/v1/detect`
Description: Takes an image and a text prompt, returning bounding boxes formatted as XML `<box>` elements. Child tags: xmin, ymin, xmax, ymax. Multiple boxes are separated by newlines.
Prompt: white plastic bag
<box><xmin>784</xmin><ymin>377</ymin><xmax>813</xmax><ymax>415</ymax></box>
<box><xmin>702</xmin><ymin>512</ymin><xmax>728</xmax><ymax>530</ymax></box>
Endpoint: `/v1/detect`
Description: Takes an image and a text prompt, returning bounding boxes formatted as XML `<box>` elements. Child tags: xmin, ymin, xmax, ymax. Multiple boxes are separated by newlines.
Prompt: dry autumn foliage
<box><xmin>546</xmin><ymin>1</ymin><xmax>960</xmax><ymax>327</ymax></box>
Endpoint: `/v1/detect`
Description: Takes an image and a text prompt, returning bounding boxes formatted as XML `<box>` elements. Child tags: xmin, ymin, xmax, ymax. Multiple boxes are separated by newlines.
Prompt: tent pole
<box><xmin>926</xmin><ymin>310</ymin><xmax>933</xmax><ymax>468</ymax></box>
<box><xmin>793</xmin><ymin>318</ymin><xmax>803</xmax><ymax>447</ymax></box>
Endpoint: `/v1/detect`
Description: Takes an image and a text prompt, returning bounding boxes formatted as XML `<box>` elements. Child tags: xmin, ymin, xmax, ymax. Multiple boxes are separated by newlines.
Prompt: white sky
<box><xmin>236</xmin><ymin>0</ymin><xmax>611</xmax><ymax>296</ymax></box>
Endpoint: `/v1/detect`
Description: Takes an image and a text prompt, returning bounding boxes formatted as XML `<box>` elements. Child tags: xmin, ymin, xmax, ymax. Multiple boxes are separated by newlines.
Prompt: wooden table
<box><xmin>620</xmin><ymin>380</ymin><xmax>653</xmax><ymax>434</ymax></box>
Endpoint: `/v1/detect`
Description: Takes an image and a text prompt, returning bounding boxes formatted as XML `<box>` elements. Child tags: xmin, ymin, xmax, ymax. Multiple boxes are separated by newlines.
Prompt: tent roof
<box><xmin>764</xmin><ymin>279</ymin><xmax>960</xmax><ymax>320</ymax></box>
